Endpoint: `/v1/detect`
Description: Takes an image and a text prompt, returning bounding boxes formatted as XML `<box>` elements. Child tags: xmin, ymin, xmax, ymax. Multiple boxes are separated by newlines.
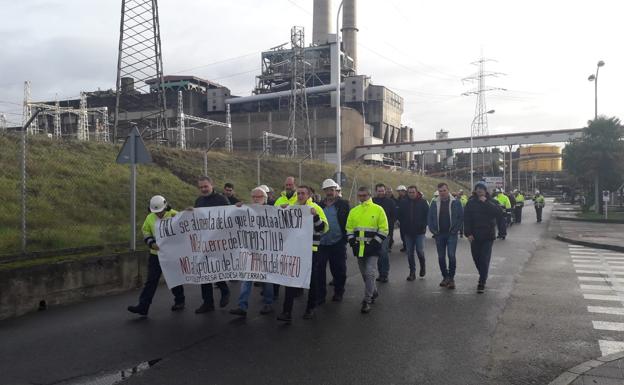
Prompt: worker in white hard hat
<box><xmin>128</xmin><ymin>195</ymin><xmax>185</xmax><ymax>317</ymax></box>
<box><xmin>318</xmin><ymin>179</ymin><xmax>351</xmax><ymax>302</ymax></box>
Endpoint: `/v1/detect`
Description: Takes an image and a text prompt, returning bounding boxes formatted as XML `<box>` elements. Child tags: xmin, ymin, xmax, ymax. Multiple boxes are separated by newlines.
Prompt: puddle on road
<box><xmin>58</xmin><ymin>359</ymin><xmax>161</xmax><ymax>385</ymax></box>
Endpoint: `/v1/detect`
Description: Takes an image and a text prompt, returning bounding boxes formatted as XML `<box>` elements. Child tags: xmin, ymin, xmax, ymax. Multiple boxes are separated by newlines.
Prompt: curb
<box><xmin>555</xmin><ymin>215</ymin><xmax>624</xmax><ymax>224</ymax></box>
<box><xmin>555</xmin><ymin>234</ymin><xmax>624</xmax><ymax>253</ymax></box>
<box><xmin>548</xmin><ymin>351</ymin><xmax>624</xmax><ymax>385</ymax></box>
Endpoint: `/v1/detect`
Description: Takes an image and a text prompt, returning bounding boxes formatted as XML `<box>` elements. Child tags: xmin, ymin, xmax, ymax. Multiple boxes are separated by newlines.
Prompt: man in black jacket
<box><xmin>398</xmin><ymin>185</ymin><xmax>429</xmax><ymax>280</ymax></box>
<box><xmin>223</xmin><ymin>182</ymin><xmax>240</xmax><ymax>205</ymax></box>
<box><xmin>318</xmin><ymin>179</ymin><xmax>350</xmax><ymax>302</ymax></box>
<box><xmin>193</xmin><ymin>175</ymin><xmax>231</xmax><ymax>313</ymax></box>
<box><xmin>373</xmin><ymin>183</ymin><xmax>396</xmax><ymax>282</ymax></box>
<box><xmin>463</xmin><ymin>181</ymin><xmax>505</xmax><ymax>293</ymax></box>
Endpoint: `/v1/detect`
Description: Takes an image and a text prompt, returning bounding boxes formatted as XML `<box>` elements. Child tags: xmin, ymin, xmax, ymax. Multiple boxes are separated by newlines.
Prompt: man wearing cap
<box><xmin>463</xmin><ymin>181</ymin><xmax>505</xmax><ymax>293</ymax></box>
<box><xmin>127</xmin><ymin>195</ymin><xmax>185</xmax><ymax>317</ymax></box>
<box><xmin>396</xmin><ymin>185</ymin><xmax>408</xmax><ymax>251</ymax></box>
<box><xmin>318</xmin><ymin>179</ymin><xmax>351</xmax><ymax>302</ymax></box>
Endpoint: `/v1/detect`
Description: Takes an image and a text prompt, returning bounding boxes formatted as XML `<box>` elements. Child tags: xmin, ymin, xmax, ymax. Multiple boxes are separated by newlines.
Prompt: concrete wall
<box><xmin>0</xmin><ymin>252</ymin><xmax>146</xmax><ymax>320</ymax></box>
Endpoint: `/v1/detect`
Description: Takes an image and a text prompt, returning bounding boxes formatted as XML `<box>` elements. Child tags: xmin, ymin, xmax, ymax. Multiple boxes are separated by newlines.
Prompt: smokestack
<box><xmin>342</xmin><ymin>0</ymin><xmax>358</xmax><ymax>72</ymax></box>
<box><xmin>313</xmin><ymin>0</ymin><xmax>332</xmax><ymax>45</ymax></box>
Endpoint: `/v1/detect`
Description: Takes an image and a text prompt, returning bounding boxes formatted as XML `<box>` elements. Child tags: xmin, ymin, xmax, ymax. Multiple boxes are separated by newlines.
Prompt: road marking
<box><xmin>581</xmin><ymin>284</ymin><xmax>624</xmax><ymax>292</ymax></box>
<box><xmin>583</xmin><ymin>294</ymin><xmax>622</xmax><ymax>301</ymax></box>
<box><xmin>579</xmin><ymin>276</ymin><xmax>624</xmax><ymax>283</ymax></box>
<box><xmin>574</xmin><ymin>264</ymin><xmax>624</xmax><ymax>270</ymax></box>
<box><xmin>599</xmin><ymin>340</ymin><xmax>624</xmax><ymax>356</ymax></box>
<box><xmin>593</xmin><ymin>321</ymin><xmax>624</xmax><ymax>331</ymax></box>
<box><xmin>588</xmin><ymin>306</ymin><xmax>624</xmax><ymax>315</ymax></box>
<box><xmin>576</xmin><ymin>270</ymin><xmax>622</xmax><ymax>275</ymax></box>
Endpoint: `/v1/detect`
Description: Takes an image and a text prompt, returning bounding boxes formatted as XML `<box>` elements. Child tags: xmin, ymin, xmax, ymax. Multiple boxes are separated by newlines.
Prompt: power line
<box><xmin>169</xmin><ymin>51</ymin><xmax>260</xmax><ymax>75</ymax></box>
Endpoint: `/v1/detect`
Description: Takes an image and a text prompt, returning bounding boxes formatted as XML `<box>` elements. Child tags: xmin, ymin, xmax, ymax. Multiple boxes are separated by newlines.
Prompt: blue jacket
<box><xmin>427</xmin><ymin>196</ymin><xmax>464</xmax><ymax>235</ymax></box>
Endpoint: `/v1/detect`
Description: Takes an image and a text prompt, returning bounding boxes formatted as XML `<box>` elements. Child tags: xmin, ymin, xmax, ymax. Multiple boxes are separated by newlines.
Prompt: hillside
<box><xmin>0</xmin><ymin>134</ymin><xmax>465</xmax><ymax>256</ymax></box>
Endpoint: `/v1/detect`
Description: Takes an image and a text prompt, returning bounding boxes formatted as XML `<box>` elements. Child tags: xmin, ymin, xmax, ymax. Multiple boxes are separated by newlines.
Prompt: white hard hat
<box><xmin>258</xmin><ymin>184</ymin><xmax>270</xmax><ymax>193</ymax></box>
<box><xmin>321</xmin><ymin>178</ymin><xmax>339</xmax><ymax>190</ymax></box>
<box><xmin>535</xmin><ymin>190</ymin><xmax>540</xmax><ymax>194</ymax></box>
<box><xmin>396</xmin><ymin>185</ymin><xmax>407</xmax><ymax>191</ymax></box>
<box><xmin>149</xmin><ymin>195</ymin><xmax>167</xmax><ymax>213</ymax></box>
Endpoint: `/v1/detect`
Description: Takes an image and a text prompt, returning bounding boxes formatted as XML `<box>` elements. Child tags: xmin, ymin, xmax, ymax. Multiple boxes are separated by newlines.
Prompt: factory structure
<box><xmin>20</xmin><ymin>0</ymin><xmax>412</xmax><ymax>165</ymax></box>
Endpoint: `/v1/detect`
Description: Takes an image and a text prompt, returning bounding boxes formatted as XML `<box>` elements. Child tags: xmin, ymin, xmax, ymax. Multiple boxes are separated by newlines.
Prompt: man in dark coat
<box><xmin>398</xmin><ymin>185</ymin><xmax>429</xmax><ymax>280</ymax></box>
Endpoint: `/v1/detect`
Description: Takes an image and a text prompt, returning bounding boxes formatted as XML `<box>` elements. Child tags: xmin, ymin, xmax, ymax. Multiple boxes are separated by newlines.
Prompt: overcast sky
<box><xmin>1</xmin><ymin>0</ymin><xmax>621</xmax><ymax>140</ymax></box>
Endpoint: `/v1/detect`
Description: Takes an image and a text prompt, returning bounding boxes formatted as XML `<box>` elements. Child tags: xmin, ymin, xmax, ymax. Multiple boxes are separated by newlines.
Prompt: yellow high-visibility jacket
<box><xmin>515</xmin><ymin>193</ymin><xmax>525</xmax><ymax>207</ymax></box>
<box><xmin>274</xmin><ymin>191</ymin><xmax>298</xmax><ymax>206</ymax></box>
<box><xmin>142</xmin><ymin>209</ymin><xmax>178</xmax><ymax>255</ymax></box>
<box><xmin>346</xmin><ymin>198</ymin><xmax>389</xmax><ymax>258</ymax></box>
<box><xmin>495</xmin><ymin>193</ymin><xmax>511</xmax><ymax>209</ymax></box>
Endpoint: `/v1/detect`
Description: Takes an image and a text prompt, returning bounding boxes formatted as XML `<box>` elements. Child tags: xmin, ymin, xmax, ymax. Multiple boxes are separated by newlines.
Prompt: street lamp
<box><xmin>335</xmin><ymin>0</ymin><xmax>344</xmax><ymax>177</ymax></box>
<box><xmin>470</xmin><ymin>109</ymin><xmax>495</xmax><ymax>188</ymax></box>
<box><xmin>588</xmin><ymin>60</ymin><xmax>605</xmax><ymax>120</ymax></box>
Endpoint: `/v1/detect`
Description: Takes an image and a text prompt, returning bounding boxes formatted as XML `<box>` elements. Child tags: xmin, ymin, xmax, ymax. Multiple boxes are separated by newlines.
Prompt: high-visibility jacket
<box><xmin>346</xmin><ymin>198</ymin><xmax>389</xmax><ymax>258</ymax></box>
<box><xmin>291</xmin><ymin>198</ymin><xmax>328</xmax><ymax>252</ymax></box>
<box><xmin>460</xmin><ymin>194</ymin><xmax>468</xmax><ymax>207</ymax></box>
<box><xmin>142</xmin><ymin>209</ymin><xmax>178</xmax><ymax>255</ymax></box>
<box><xmin>515</xmin><ymin>193</ymin><xmax>525</xmax><ymax>207</ymax></box>
<box><xmin>495</xmin><ymin>193</ymin><xmax>511</xmax><ymax>209</ymax></box>
<box><xmin>534</xmin><ymin>195</ymin><xmax>545</xmax><ymax>208</ymax></box>
<box><xmin>274</xmin><ymin>191</ymin><xmax>298</xmax><ymax>207</ymax></box>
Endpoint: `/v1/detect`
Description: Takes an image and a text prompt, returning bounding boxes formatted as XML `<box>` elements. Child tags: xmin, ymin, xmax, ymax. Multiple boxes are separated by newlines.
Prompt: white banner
<box><xmin>155</xmin><ymin>205</ymin><xmax>313</xmax><ymax>289</ymax></box>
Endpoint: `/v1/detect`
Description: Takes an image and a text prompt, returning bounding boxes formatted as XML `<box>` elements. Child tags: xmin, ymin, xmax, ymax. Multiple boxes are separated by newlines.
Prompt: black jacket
<box><xmin>319</xmin><ymin>198</ymin><xmax>351</xmax><ymax>241</ymax></box>
<box><xmin>225</xmin><ymin>195</ymin><xmax>240</xmax><ymax>205</ymax></box>
<box><xmin>373</xmin><ymin>197</ymin><xmax>397</xmax><ymax>230</ymax></box>
<box><xmin>194</xmin><ymin>192</ymin><xmax>230</xmax><ymax>208</ymax></box>
<box><xmin>463</xmin><ymin>195</ymin><xmax>505</xmax><ymax>241</ymax></box>
<box><xmin>398</xmin><ymin>196</ymin><xmax>429</xmax><ymax>236</ymax></box>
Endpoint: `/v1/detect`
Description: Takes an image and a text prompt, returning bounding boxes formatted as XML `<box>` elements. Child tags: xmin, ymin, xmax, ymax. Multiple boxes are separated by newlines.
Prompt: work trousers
<box><xmin>283</xmin><ymin>252</ymin><xmax>321</xmax><ymax>313</ymax></box>
<box><xmin>514</xmin><ymin>206</ymin><xmax>523</xmax><ymax>223</ymax></box>
<box><xmin>139</xmin><ymin>253</ymin><xmax>185</xmax><ymax>310</ymax></box>
<box><xmin>470</xmin><ymin>239</ymin><xmax>494</xmax><ymax>285</ymax></box>
<box><xmin>318</xmin><ymin>242</ymin><xmax>347</xmax><ymax>299</ymax></box>
<box><xmin>200</xmin><ymin>282</ymin><xmax>229</xmax><ymax>307</ymax></box>
<box><xmin>535</xmin><ymin>206</ymin><xmax>543</xmax><ymax>222</ymax></box>
<box><xmin>357</xmin><ymin>256</ymin><xmax>379</xmax><ymax>304</ymax></box>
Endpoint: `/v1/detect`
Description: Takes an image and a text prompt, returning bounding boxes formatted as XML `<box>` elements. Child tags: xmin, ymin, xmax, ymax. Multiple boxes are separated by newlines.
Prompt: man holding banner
<box><xmin>277</xmin><ymin>185</ymin><xmax>328</xmax><ymax>323</ymax></box>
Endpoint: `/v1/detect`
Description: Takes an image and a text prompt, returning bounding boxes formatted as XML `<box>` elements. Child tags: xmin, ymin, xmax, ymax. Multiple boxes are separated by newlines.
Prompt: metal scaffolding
<box><xmin>114</xmin><ymin>0</ymin><xmax>167</xmax><ymax>142</ymax></box>
<box><xmin>288</xmin><ymin>26</ymin><xmax>311</xmax><ymax>158</ymax></box>
<box><xmin>176</xmin><ymin>90</ymin><xmax>232</xmax><ymax>151</ymax></box>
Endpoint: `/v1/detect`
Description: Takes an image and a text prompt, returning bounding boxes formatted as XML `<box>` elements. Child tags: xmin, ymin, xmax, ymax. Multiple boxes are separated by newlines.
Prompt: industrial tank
<box><xmin>519</xmin><ymin>145</ymin><xmax>562</xmax><ymax>172</ymax></box>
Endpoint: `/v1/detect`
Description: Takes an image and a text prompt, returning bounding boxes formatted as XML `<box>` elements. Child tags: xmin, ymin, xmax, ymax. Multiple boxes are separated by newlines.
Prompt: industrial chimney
<box><xmin>313</xmin><ymin>0</ymin><xmax>332</xmax><ymax>45</ymax></box>
<box><xmin>342</xmin><ymin>0</ymin><xmax>358</xmax><ymax>72</ymax></box>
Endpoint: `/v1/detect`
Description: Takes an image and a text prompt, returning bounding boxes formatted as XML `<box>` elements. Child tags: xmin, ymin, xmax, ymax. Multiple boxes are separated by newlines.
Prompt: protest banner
<box><xmin>155</xmin><ymin>205</ymin><xmax>313</xmax><ymax>289</ymax></box>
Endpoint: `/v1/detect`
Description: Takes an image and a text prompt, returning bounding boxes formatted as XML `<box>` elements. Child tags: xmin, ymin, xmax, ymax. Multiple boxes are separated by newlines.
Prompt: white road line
<box><xmin>599</xmin><ymin>340</ymin><xmax>624</xmax><ymax>356</ymax></box>
<box><xmin>593</xmin><ymin>321</ymin><xmax>624</xmax><ymax>331</ymax></box>
<box><xmin>574</xmin><ymin>264</ymin><xmax>624</xmax><ymax>270</ymax></box>
<box><xmin>572</xmin><ymin>259</ymin><xmax>601</xmax><ymax>263</ymax></box>
<box><xmin>588</xmin><ymin>306</ymin><xmax>624</xmax><ymax>315</ymax></box>
<box><xmin>576</xmin><ymin>270</ymin><xmax>613</xmax><ymax>275</ymax></box>
<box><xmin>579</xmin><ymin>276</ymin><xmax>624</xmax><ymax>283</ymax></box>
<box><xmin>581</xmin><ymin>284</ymin><xmax>624</xmax><ymax>292</ymax></box>
<box><xmin>583</xmin><ymin>294</ymin><xmax>622</xmax><ymax>301</ymax></box>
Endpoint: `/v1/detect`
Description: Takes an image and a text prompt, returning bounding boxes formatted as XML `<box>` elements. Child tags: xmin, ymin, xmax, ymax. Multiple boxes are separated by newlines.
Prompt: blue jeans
<box><xmin>238</xmin><ymin>281</ymin><xmax>273</xmax><ymax>310</ymax></box>
<box><xmin>435</xmin><ymin>233</ymin><xmax>458</xmax><ymax>279</ymax></box>
<box><xmin>405</xmin><ymin>234</ymin><xmax>425</xmax><ymax>273</ymax></box>
<box><xmin>470</xmin><ymin>239</ymin><xmax>494</xmax><ymax>284</ymax></box>
<box><xmin>376</xmin><ymin>238</ymin><xmax>390</xmax><ymax>278</ymax></box>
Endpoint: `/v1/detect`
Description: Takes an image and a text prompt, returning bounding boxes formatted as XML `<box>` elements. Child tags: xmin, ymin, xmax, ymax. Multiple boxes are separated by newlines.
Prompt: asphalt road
<box><xmin>0</xmin><ymin>202</ymin><xmax>609</xmax><ymax>385</ymax></box>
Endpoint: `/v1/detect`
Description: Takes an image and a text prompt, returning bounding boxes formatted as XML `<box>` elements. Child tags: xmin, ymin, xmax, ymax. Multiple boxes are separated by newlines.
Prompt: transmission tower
<box><xmin>0</xmin><ymin>114</ymin><xmax>6</xmax><ymax>132</ymax></box>
<box><xmin>176</xmin><ymin>90</ymin><xmax>186</xmax><ymax>149</ymax></box>
<box><xmin>22</xmin><ymin>81</ymin><xmax>38</xmax><ymax>135</ymax></box>
<box><xmin>78</xmin><ymin>92</ymin><xmax>89</xmax><ymax>141</ymax></box>
<box><xmin>462</xmin><ymin>55</ymin><xmax>506</xmax><ymax>137</ymax></box>
<box><xmin>114</xmin><ymin>0</ymin><xmax>167</xmax><ymax>142</ymax></box>
<box><xmin>287</xmin><ymin>26</ymin><xmax>312</xmax><ymax>158</ymax></box>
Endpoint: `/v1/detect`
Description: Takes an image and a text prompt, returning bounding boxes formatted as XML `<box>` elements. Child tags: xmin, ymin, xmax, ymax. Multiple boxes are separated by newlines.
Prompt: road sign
<box><xmin>116</xmin><ymin>127</ymin><xmax>152</xmax><ymax>164</ymax></box>
<box><xmin>483</xmin><ymin>176</ymin><xmax>503</xmax><ymax>193</ymax></box>
<box><xmin>334</xmin><ymin>171</ymin><xmax>347</xmax><ymax>187</ymax></box>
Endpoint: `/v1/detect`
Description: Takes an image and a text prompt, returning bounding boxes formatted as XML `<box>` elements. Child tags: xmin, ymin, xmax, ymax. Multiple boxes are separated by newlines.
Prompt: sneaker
<box><xmin>439</xmin><ymin>278</ymin><xmax>449</xmax><ymax>287</ymax></box>
<box><xmin>170</xmin><ymin>303</ymin><xmax>185</xmax><ymax>312</ymax></box>
<box><xmin>277</xmin><ymin>312</ymin><xmax>292</xmax><ymax>323</ymax></box>
<box><xmin>407</xmin><ymin>272</ymin><xmax>416</xmax><ymax>281</ymax></box>
<box><xmin>447</xmin><ymin>280</ymin><xmax>456</xmax><ymax>290</ymax></box>
<box><xmin>303</xmin><ymin>309</ymin><xmax>315</xmax><ymax>319</ymax></box>
<box><xmin>332</xmin><ymin>293</ymin><xmax>343</xmax><ymax>302</ymax></box>
<box><xmin>260</xmin><ymin>304</ymin><xmax>274</xmax><ymax>315</ymax></box>
<box><xmin>371</xmin><ymin>291</ymin><xmax>379</xmax><ymax>304</ymax></box>
<box><xmin>127</xmin><ymin>305</ymin><xmax>148</xmax><ymax>316</ymax></box>
<box><xmin>194</xmin><ymin>303</ymin><xmax>215</xmax><ymax>314</ymax></box>
<box><xmin>477</xmin><ymin>283</ymin><xmax>485</xmax><ymax>293</ymax></box>
<box><xmin>229</xmin><ymin>308</ymin><xmax>247</xmax><ymax>317</ymax></box>
<box><xmin>219</xmin><ymin>293</ymin><xmax>230</xmax><ymax>308</ymax></box>
<box><xmin>360</xmin><ymin>301</ymin><xmax>371</xmax><ymax>313</ymax></box>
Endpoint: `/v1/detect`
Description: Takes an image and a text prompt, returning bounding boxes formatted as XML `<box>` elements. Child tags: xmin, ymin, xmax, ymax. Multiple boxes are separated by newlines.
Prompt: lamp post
<box><xmin>587</xmin><ymin>60</ymin><xmax>605</xmax><ymax>120</ymax></box>
<box><xmin>470</xmin><ymin>109</ymin><xmax>495</xmax><ymax>188</ymax></box>
<box><xmin>335</xmin><ymin>0</ymin><xmax>344</xmax><ymax>177</ymax></box>
<box><xmin>588</xmin><ymin>60</ymin><xmax>605</xmax><ymax>212</ymax></box>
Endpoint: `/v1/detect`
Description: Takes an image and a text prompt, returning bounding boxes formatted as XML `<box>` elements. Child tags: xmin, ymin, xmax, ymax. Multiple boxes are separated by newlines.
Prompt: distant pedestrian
<box><xmin>492</xmin><ymin>189</ymin><xmax>509</xmax><ymax>240</ymax></box>
<box><xmin>513</xmin><ymin>189</ymin><xmax>525</xmax><ymax>223</ymax></box>
<box><xmin>223</xmin><ymin>182</ymin><xmax>240</xmax><ymax>205</ymax></box>
<box><xmin>372</xmin><ymin>183</ymin><xmax>396</xmax><ymax>282</ymax></box>
<box><xmin>318</xmin><ymin>179</ymin><xmax>350</xmax><ymax>302</ymax></box>
<box><xmin>127</xmin><ymin>195</ymin><xmax>185</xmax><ymax>317</ymax></box>
<box><xmin>398</xmin><ymin>185</ymin><xmax>429</xmax><ymax>280</ymax></box>
<box><xmin>534</xmin><ymin>190</ymin><xmax>545</xmax><ymax>223</ymax></box>
<box><xmin>346</xmin><ymin>186</ymin><xmax>389</xmax><ymax>313</ymax></box>
<box><xmin>229</xmin><ymin>187</ymin><xmax>275</xmax><ymax>317</ymax></box>
<box><xmin>277</xmin><ymin>185</ymin><xmax>328</xmax><ymax>323</ymax></box>
<box><xmin>458</xmin><ymin>189</ymin><xmax>468</xmax><ymax>237</ymax></box>
<box><xmin>428</xmin><ymin>183</ymin><xmax>463</xmax><ymax>289</ymax></box>
<box><xmin>193</xmin><ymin>176</ymin><xmax>231</xmax><ymax>314</ymax></box>
<box><xmin>463</xmin><ymin>181</ymin><xmax>505</xmax><ymax>293</ymax></box>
